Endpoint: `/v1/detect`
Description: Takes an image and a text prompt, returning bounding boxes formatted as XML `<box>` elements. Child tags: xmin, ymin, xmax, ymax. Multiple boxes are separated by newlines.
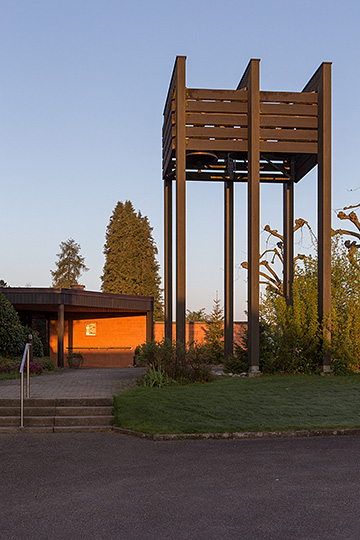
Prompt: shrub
<box><xmin>38</xmin><ymin>357</ymin><xmax>55</xmax><ymax>371</ymax></box>
<box><xmin>223</xmin><ymin>352</ymin><xmax>248</xmax><ymax>374</ymax></box>
<box><xmin>140</xmin><ymin>366</ymin><xmax>175</xmax><ymax>388</ymax></box>
<box><xmin>24</xmin><ymin>361</ymin><xmax>43</xmax><ymax>375</ymax></box>
<box><xmin>0</xmin><ymin>293</ymin><xmax>25</xmax><ymax>357</ymax></box>
<box><xmin>135</xmin><ymin>339</ymin><xmax>214</xmax><ymax>385</ymax></box>
<box><xmin>0</xmin><ymin>293</ymin><xmax>45</xmax><ymax>359</ymax></box>
<box><xmin>23</xmin><ymin>326</ymin><xmax>44</xmax><ymax>358</ymax></box>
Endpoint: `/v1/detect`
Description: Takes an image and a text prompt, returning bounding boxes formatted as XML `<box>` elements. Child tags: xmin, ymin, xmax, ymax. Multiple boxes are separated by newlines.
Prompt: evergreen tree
<box><xmin>204</xmin><ymin>294</ymin><xmax>224</xmax><ymax>363</ymax></box>
<box><xmin>51</xmin><ymin>238</ymin><xmax>88</xmax><ymax>288</ymax></box>
<box><xmin>101</xmin><ymin>200</ymin><xmax>163</xmax><ymax>320</ymax></box>
<box><xmin>186</xmin><ymin>308</ymin><xmax>207</xmax><ymax>322</ymax></box>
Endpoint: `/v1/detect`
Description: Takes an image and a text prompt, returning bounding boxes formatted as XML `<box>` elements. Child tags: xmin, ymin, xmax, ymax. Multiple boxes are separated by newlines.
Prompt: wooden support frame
<box><xmin>303</xmin><ymin>63</ymin><xmax>332</xmax><ymax>371</ymax></box>
<box><xmin>175</xmin><ymin>56</ymin><xmax>186</xmax><ymax>344</ymax></box>
<box><xmin>163</xmin><ymin>56</ymin><xmax>331</xmax><ymax>372</ymax></box>
<box><xmin>57</xmin><ymin>303</ymin><xmax>64</xmax><ymax>368</ymax></box>
<box><xmin>238</xmin><ymin>59</ymin><xmax>261</xmax><ymax>373</ymax></box>
<box><xmin>283</xmin><ymin>179</ymin><xmax>294</xmax><ymax>305</ymax></box>
<box><xmin>164</xmin><ymin>178</ymin><xmax>173</xmax><ymax>341</ymax></box>
<box><xmin>224</xmin><ymin>175</ymin><xmax>234</xmax><ymax>358</ymax></box>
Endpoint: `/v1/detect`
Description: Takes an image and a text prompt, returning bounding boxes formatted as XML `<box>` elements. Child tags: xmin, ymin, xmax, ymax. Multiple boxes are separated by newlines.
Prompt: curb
<box><xmin>112</xmin><ymin>426</ymin><xmax>360</xmax><ymax>441</ymax></box>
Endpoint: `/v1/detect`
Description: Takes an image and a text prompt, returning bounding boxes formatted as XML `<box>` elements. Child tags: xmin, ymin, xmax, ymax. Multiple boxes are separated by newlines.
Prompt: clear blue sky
<box><xmin>1</xmin><ymin>0</ymin><xmax>359</xmax><ymax>319</ymax></box>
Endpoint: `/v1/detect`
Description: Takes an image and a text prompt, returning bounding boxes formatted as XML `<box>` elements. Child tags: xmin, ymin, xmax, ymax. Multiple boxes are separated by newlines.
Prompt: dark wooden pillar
<box><xmin>239</xmin><ymin>59</ymin><xmax>260</xmax><ymax>373</ymax></box>
<box><xmin>224</xmin><ymin>178</ymin><xmax>234</xmax><ymax>358</ymax></box>
<box><xmin>283</xmin><ymin>178</ymin><xmax>294</xmax><ymax>305</ymax></box>
<box><xmin>175</xmin><ymin>56</ymin><xmax>186</xmax><ymax>343</ymax></box>
<box><xmin>57</xmin><ymin>303</ymin><xmax>64</xmax><ymax>368</ymax></box>
<box><xmin>164</xmin><ymin>178</ymin><xmax>173</xmax><ymax>341</ymax></box>
<box><xmin>318</xmin><ymin>63</ymin><xmax>332</xmax><ymax>371</ymax></box>
<box><xmin>303</xmin><ymin>63</ymin><xmax>332</xmax><ymax>371</ymax></box>
<box><xmin>146</xmin><ymin>310</ymin><xmax>154</xmax><ymax>342</ymax></box>
<box><xmin>68</xmin><ymin>318</ymin><xmax>73</xmax><ymax>352</ymax></box>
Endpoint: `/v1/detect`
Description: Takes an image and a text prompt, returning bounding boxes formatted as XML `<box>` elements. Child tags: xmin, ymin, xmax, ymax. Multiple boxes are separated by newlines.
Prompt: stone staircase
<box><xmin>0</xmin><ymin>398</ymin><xmax>114</xmax><ymax>433</ymax></box>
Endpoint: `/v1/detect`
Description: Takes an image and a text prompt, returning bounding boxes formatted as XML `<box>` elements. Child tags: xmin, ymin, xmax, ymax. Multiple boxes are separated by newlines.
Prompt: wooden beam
<box><xmin>283</xmin><ymin>175</ymin><xmax>294</xmax><ymax>305</ymax></box>
<box><xmin>246</xmin><ymin>59</ymin><xmax>261</xmax><ymax>374</ymax></box>
<box><xmin>224</xmin><ymin>177</ymin><xmax>234</xmax><ymax>358</ymax></box>
<box><xmin>146</xmin><ymin>310</ymin><xmax>154</xmax><ymax>342</ymax></box>
<box><xmin>164</xmin><ymin>179</ymin><xmax>172</xmax><ymax>341</ymax></box>
<box><xmin>57</xmin><ymin>303</ymin><xmax>64</xmax><ymax>368</ymax></box>
<box><xmin>317</xmin><ymin>63</ymin><xmax>332</xmax><ymax>372</ymax></box>
<box><xmin>187</xmin><ymin>100</ymin><xmax>248</xmax><ymax>114</ymax></box>
<box><xmin>186</xmin><ymin>113</ymin><xmax>248</xmax><ymax>127</ymax></box>
<box><xmin>187</xmin><ymin>88</ymin><xmax>248</xmax><ymax>101</ymax></box>
<box><xmin>261</xmin><ymin>91</ymin><xmax>318</xmax><ymax>104</ymax></box>
<box><xmin>175</xmin><ymin>56</ymin><xmax>187</xmax><ymax>344</ymax></box>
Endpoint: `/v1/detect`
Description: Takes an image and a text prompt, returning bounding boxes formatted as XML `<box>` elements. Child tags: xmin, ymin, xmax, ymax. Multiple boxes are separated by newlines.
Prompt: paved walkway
<box><xmin>0</xmin><ymin>367</ymin><xmax>146</xmax><ymax>399</ymax></box>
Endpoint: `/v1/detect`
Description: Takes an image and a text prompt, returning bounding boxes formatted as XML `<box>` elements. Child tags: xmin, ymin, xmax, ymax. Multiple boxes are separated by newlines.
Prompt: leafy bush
<box><xmin>23</xmin><ymin>326</ymin><xmax>44</xmax><ymax>358</ymax></box>
<box><xmin>135</xmin><ymin>339</ymin><xmax>214</xmax><ymax>385</ymax></box>
<box><xmin>0</xmin><ymin>362</ymin><xmax>12</xmax><ymax>374</ymax></box>
<box><xmin>223</xmin><ymin>352</ymin><xmax>248</xmax><ymax>374</ymax></box>
<box><xmin>140</xmin><ymin>366</ymin><xmax>175</xmax><ymax>388</ymax></box>
<box><xmin>24</xmin><ymin>361</ymin><xmax>43</xmax><ymax>375</ymax></box>
<box><xmin>0</xmin><ymin>293</ymin><xmax>26</xmax><ymax>357</ymax></box>
<box><xmin>0</xmin><ymin>293</ymin><xmax>45</xmax><ymax>359</ymax></box>
<box><xmin>0</xmin><ymin>357</ymin><xmax>48</xmax><ymax>376</ymax></box>
<box><xmin>37</xmin><ymin>357</ymin><xmax>55</xmax><ymax>371</ymax></box>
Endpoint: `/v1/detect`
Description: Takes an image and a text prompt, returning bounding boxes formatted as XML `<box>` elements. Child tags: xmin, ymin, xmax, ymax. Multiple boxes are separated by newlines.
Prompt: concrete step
<box><xmin>53</xmin><ymin>425</ymin><xmax>113</xmax><ymax>433</ymax></box>
<box><xmin>0</xmin><ymin>397</ymin><xmax>114</xmax><ymax>431</ymax></box>
<box><xmin>0</xmin><ymin>399</ymin><xmax>22</xmax><ymax>408</ymax></box>
<box><xmin>0</xmin><ymin>425</ymin><xmax>112</xmax><ymax>434</ymax></box>
<box><xmin>55</xmin><ymin>398</ymin><xmax>114</xmax><ymax>407</ymax></box>
<box><xmin>24</xmin><ymin>407</ymin><xmax>56</xmax><ymax>416</ymax></box>
<box><xmin>24</xmin><ymin>416</ymin><xmax>54</xmax><ymax>427</ymax></box>
<box><xmin>54</xmin><ymin>416</ymin><xmax>113</xmax><ymax>427</ymax></box>
<box><xmin>0</xmin><ymin>407</ymin><xmax>21</xmax><ymax>417</ymax></box>
<box><xmin>0</xmin><ymin>427</ymin><xmax>23</xmax><ymax>434</ymax></box>
<box><xmin>0</xmin><ymin>398</ymin><xmax>114</xmax><ymax>407</ymax></box>
<box><xmin>55</xmin><ymin>406</ymin><xmax>112</xmax><ymax>416</ymax></box>
<box><xmin>0</xmin><ymin>417</ymin><xmax>20</xmax><ymax>427</ymax></box>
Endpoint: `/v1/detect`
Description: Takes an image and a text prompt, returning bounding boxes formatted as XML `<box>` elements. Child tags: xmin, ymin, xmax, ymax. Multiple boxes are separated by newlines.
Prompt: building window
<box><xmin>86</xmin><ymin>323</ymin><xmax>97</xmax><ymax>336</ymax></box>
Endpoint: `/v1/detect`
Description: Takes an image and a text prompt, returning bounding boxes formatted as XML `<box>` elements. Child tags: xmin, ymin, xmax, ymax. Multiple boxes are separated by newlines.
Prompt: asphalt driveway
<box><xmin>1</xmin><ymin>433</ymin><xmax>360</xmax><ymax>539</ymax></box>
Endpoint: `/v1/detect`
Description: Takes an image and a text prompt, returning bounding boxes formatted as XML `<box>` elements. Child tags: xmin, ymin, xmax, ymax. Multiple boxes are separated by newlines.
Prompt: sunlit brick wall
<box><xmin>49</xmin><ymin>314</ymin><xmax>147</xmax><ymax>368</ymax></box>
<box><xmin>153</xmin><ymin>321</ymin><xmax>247</xmax><ymax>347</ymax></box>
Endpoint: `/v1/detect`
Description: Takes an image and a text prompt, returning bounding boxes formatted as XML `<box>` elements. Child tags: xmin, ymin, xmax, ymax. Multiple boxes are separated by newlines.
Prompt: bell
<box><xmin>186</xmin><ymin>151</ymin><xmax>218</xmax><ymax>172</ymax></box>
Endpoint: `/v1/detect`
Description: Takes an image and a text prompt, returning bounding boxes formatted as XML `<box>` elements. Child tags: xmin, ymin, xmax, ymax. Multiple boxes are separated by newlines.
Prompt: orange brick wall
<box><xmin>49</xmin><ymin>317</ymin><xmax>247</xmax><ymax>368</ymax></box>
<box><xmin>153</xmin><ymin>321</ymin><xmax>247</xmax><ymax>347</ymax></box>
<box><xmin>50</xmin><ymin>314</ymin><xmax>147</xmax><ymax>368</ymax></box>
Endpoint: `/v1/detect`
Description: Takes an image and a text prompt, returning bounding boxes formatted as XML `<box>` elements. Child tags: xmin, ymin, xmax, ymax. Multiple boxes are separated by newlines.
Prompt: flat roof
<box><xmin>0</xmin><ymin>287</ymin><xmax>153</xmax><ymax>314</ymax></box>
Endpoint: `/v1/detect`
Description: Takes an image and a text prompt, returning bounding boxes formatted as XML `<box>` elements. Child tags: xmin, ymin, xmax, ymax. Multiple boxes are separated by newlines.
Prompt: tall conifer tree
<box><xmin>51</xmin><ymin>238</ymin><xmax>88</xmax><ymax>288</ymax></box>
<box><xmin>101</xmin><ymin>201</ymin><xmax>163</xmax><ymax>320</ymax></box>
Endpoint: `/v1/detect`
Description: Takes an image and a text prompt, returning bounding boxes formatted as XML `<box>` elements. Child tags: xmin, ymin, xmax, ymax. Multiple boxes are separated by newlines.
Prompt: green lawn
<box><xmin>113</xmin><ymin>374</ymin><xmax>360</xmax><ymax>434</ymax></box>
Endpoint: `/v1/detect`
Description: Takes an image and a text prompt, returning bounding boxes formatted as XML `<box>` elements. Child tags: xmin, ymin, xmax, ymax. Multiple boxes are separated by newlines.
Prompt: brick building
<box><xmin>1</xmin><ymin>287</ymin><xmax>153</xmax><ymax>368</ymax></box>
<box><xmin>1</xmin><ymin>287</ymin><xmax>247</xmax><ymax>367</ymax></box>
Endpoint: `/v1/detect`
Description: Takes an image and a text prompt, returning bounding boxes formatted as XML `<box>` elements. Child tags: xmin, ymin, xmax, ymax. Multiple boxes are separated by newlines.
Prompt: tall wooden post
<box><xmin>164</xmin><ymin>178</ymin><xmax>173</xmax><ymax>341</ymax></box>
<box><xmin>146</xmin><ymin>310</ymin><xmax>154</xmax><ymax>342</ymax></box>
<box><xmin>175</xmin><ymin>56</ymin><xmax>187</xmax><ymax>343</ymax></box>
<box><xmin>57</xmin><ymin>303</ymin><xmax>64</xmax><ymax>368</ymax></box>
<box><xmin>283</xmin><ymin>177</ymin><xmax>294</xmax><ymax>305</ymax></box>
<box><xmin>303</xmin><ymin>63</ymin><xmax>332</xmax><ymax>372</ymax></box>
<box><xmin>224</xmin><ymin>176</ymin><xmax>234</xmax><ymax>358</ymax></box>
<box><xmin>318</xmin><ymin>63</ymin><xmax>332</xmax><ymax>371</ymax></box>
<box><xmin>239</xmin><ymin>59</ymin><xmax>260</xmax><ymax>373</ymax></box>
